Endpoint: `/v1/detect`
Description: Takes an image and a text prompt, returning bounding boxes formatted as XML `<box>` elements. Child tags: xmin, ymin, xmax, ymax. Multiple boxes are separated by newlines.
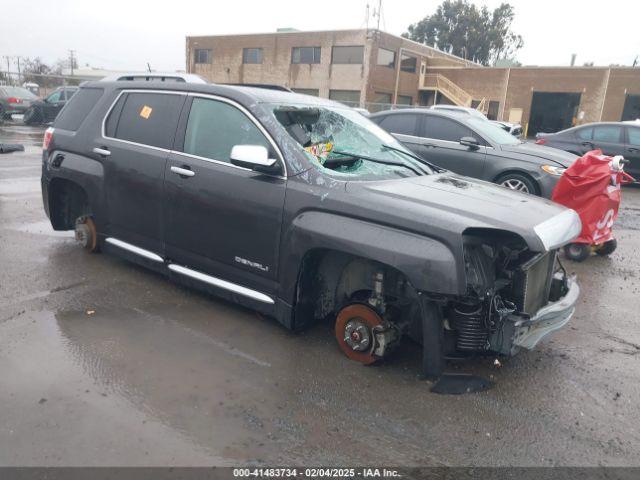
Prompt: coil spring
<box><xmin>452</xmin><ymin>303</ymin><xmax>489</xmax><ymax>351</ymax></box>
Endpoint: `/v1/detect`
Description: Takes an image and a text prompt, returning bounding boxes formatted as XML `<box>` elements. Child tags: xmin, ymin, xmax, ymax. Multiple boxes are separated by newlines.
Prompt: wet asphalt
<box><xmin>1</xmin><ymin>122</ymin><xmax>640</xmax><ymax>467</ymax></box>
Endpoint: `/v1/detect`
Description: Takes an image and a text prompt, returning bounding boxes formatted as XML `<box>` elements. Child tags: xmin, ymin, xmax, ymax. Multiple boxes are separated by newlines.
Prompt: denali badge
<box><xmin>235</xmin><ymin>256</ymin><xmax>269</xmax><ymax>272</ymax></box>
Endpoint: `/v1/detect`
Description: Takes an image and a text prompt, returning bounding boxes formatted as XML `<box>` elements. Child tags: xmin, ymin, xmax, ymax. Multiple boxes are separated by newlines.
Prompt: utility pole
<box><xmin>68</xmin><ymin>49</ymin><xmax>76</xmax><ymax>76</ymax></box>
<box><xmin>3</xmin><ymin>56</ymin><xmax>11</xmax><ymax>85</ymax></box>
<box><xmin>16</xmin><ymin>56</ymin><xmax>21</xmax><ymax>84</ymax></box>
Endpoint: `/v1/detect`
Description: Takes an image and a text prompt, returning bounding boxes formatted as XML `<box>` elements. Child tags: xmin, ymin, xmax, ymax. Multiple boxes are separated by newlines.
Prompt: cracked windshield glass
<box><xmin>270</xmin><ymin>104</ymin><xmax>432</xmax><ymax>179</ymax></box>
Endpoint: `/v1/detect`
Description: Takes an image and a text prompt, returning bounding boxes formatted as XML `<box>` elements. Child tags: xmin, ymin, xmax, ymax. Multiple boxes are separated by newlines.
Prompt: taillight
<box><xmin>535</xmin><ymin>138</ymin><xmax>546</xmax><ymax>145</ymax></box>
<box><xmin>7</xmin><ymin>97</ymin><xmax>21</xmax><ymax>104</ymax></box>
<box><xmin>43</xmin><ymin>127</ymin><xmax>54</xmax><ymax>150</ymax></box>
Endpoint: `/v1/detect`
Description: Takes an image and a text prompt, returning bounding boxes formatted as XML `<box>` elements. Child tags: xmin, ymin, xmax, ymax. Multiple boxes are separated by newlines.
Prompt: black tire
<box><xmin>596</xmin><ymin>238</ymin><xmax>617</xmax><ymax>256</ymax></box>
<box><xmin>22</xmin><ymin>106</ymin><xmax>41</xmax><ymax>125</ymax></box>
<box><xmin>564</xmin><ymin>243</ymin><xmax>591</xmax><ymax>262</ymax></box>
<box><xmin>496</xmin><ymin>172</ymin><xmax>539</xmax><ymax>195</ymax></box>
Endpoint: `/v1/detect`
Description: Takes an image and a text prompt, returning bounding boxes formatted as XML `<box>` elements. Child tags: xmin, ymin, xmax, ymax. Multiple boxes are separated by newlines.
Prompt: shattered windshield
<box><xmin>268</xmin><ymin>103</ymin><xmax>432</xmax><ymax>179</ymax></box>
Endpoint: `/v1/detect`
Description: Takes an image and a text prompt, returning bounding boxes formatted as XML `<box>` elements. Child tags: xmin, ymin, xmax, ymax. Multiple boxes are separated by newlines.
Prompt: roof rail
<box><xmin>100</xmin><ymin>73</ymin><xmax>208</xmax><ymax>84</ymax></box>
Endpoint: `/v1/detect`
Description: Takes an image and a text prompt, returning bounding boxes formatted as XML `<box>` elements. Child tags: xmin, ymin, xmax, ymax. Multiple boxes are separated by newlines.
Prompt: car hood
<box><xmin>346</xmin><ymin>172</ymin><xmax>581</xmax><ymax>252</ymax></box>
<box><xmin>500</xmin><ymin>142</ymin><xmax>577</xmax><ymax>167</ymax></box>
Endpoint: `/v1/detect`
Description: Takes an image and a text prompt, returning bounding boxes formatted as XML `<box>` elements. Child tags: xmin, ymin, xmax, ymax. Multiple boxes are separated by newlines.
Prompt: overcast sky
<box><xmin>1</xmin><ymin>0</ymin><xmax>638</xmax><ymax>72</ymax></box>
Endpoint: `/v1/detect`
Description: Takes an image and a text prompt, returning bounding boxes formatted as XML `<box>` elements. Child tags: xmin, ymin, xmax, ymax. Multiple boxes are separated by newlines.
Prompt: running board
<box><xmin>168</xmin><ymin>264</ymin><xmax>275</xmax><ymax>305</ymax></box>
<box><xmin>105</xmin><ymin>237</ymin><xmax>164</xmax><ymax>262</ymax></box>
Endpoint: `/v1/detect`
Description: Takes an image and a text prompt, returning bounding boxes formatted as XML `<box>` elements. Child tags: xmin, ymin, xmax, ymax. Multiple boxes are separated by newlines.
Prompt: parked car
<box><xmin>430</xmin><ymin>104</ymin><xmax>523</xmax><ymax>138</ymax></box>
<box><xmin>431</xmin><ymin>105</ymin><xmax>486</xmax><ymax>119</ymax></box>
<box><xmin>536</xmin><ymin>122</ymin><xmax>640</xmax><ymax>179</ymax></box>
<box><xmin>23</xmin><ymin>86</ymin><xmax>79</xmax><ymax>125</ymax></box>
<box><xmin>41</xmin><ymin>82</ymin><xmax>581</xmax><ymax>379</ymax></box>
<box><xmin>492</xmin><ymin>120</ymin><xmax>523</xmax><ymax>138</ymax></box>
<box><xmin>370</xmin><ymin>108</ymin><xmax>577</xmax><ymax>197</ymax></box>
<box><xmin>0</xmin><ymin>86</ymin><xmax>38</xmax><ymax>120</ymax></box>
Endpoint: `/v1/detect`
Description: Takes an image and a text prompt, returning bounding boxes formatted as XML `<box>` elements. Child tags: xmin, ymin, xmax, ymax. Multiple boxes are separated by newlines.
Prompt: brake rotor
<box><xmin>335</xmin><ymin>304</ymin><xmax>384</xmax><ymax>365</ymax></box>
<box><xmin>75</xmin><ymin>216</ymin><xmax>98</xmax><ymax>252</ymax></box>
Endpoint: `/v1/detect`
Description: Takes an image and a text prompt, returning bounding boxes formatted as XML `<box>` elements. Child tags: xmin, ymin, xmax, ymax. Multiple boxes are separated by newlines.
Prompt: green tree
<box><xmin>403</xmin><ymin>0</ymin><xmax>523</xmax><ymax>66</ymax></box>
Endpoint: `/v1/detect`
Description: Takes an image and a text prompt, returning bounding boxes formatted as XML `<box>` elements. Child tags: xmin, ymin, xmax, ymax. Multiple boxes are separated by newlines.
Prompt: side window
<box><xmin>109</xmin><ymin>92</ymin><xmax>185</xmax><ymax>149</ymax></box>
<box><xmin>183</xmin><ymin>97</ymin><xmax>271</xmax><ymax>163</ymax></box>
<box><xmin>627</xmin><ymin>127</ymin><xmax>640</xmax><ymax>146</ymax></box>
<box><xmin>47</xmin><ymin>90</ymin><xmax>62</xmax><ymax>103</ymax></box>
<box><xmin>66</xmin><ymin>89</ymin><xmax>77</xmax><ymax>100</ymax></box>
<box><xmin>593</xmin><ymin>125</ymin><xmax>622</xmax><ymax>143</ymax></box>
<box><xmin>575</xmin><ymin>127</ymin><xmax>593</xmax><ymax>140</ymax></box>
<box><xmin>379</xmin><ymin>114</ymin><xmax>418</xmax><ymax>136</ymax></box>
<box><xmin>422</xmin><ymin>116</ymin><xmax>474</xmax><ymax>143</ymax></box>
<box><xmin>54</xmin><ymin>87</ymin><xmax>104</xmax><ymax>131</ymax></box>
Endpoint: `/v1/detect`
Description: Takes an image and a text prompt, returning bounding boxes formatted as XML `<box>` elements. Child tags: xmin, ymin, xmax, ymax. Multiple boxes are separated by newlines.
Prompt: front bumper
<box><xmin>511</xmin><ymin>275</ymin><xmax>579</xmax><ymax>352</ymax></box>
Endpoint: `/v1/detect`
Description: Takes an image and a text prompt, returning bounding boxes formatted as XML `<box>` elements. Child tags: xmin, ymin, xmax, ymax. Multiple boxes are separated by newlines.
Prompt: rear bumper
<box><xmin>511</xmin><ymin>275</ymin><xmax>579</xmax><ymax>351</ymax></box>
<box><xmin>4</xmin><ymin>104</ymin><xmax>29</xmax><ymax>115</ymax></box>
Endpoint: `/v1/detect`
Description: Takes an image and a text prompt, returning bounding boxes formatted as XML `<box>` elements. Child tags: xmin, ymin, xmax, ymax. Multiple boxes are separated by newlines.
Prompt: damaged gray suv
<box><xmin>41</xmin><ymin>82</ymin><xmax>581</xmax><ymax>380</ymax></box>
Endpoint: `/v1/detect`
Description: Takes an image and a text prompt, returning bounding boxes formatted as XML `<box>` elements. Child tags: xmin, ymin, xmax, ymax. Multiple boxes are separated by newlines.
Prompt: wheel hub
<box><xmin>344</xmin><ymin>319</ymin><xmax>371</xmax><ymax>352</ymax></box>
<box><xmin>335</xmin><ymin>304</ymin><xmax>384</xmax><ymax>364</ymax></box>
<box><xmin>501</xmin><ymin>178</ymin><xmax>529</xmax><ymax>193</ymax></box>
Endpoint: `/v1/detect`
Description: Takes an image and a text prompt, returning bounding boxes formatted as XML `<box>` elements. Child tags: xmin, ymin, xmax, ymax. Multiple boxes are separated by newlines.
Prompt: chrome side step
<box><xmin>168</xmin><ymin>264</ymin><xmax>275</xmax><ymax>305</ymax></box>
<box><xmin>104</xmin><ymin>237</ymin><xmax>164</xmax><ymax>263</ymax></box>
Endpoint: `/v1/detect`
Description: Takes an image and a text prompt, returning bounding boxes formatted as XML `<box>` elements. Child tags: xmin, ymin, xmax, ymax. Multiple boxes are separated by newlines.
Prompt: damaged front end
<box><xmin>444</xmin><ymin>230</ymin><xmax>579</xmax><ymax>357</ymax></box>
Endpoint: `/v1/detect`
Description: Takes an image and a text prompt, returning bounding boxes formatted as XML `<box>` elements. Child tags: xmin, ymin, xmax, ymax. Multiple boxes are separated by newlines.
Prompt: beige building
<box><xmin>186</xmin><ymin>28</ymin><xmax>640</xmax><ymax>137</ymax></box>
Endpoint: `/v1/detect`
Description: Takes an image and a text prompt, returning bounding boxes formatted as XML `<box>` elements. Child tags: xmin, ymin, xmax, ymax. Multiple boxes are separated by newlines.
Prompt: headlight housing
<box><xmin>541</xmin><ymin>165</ymin><xmax>566</xmax><ymax>176</ymax></box>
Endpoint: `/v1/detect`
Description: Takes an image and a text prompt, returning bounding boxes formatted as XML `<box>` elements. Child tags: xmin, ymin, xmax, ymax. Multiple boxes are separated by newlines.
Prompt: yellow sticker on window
<box><xmin>139</xmin><ymin>105</ymin><xmax>153</xmax><ymax>119</ymax></box>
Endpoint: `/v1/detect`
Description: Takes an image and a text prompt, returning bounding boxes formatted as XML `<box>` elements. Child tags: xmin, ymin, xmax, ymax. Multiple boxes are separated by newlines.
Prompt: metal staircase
<box><xmin>422</xmin><ymin>74</ymin><xmax>474</xmax><ymax>108</ymax></box>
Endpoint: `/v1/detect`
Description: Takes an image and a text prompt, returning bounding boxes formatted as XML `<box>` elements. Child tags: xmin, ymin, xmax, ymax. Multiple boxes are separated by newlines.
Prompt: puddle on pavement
<box><xmin>8</xmin><ymin>220</ymin><xmax>74</xmax><ymax>238</ymax></box>
<box><xmin>0</xmin><ymin>122</ymin><xmax>46</xmax><ymax>147</ymax></box>
<box><xmin>0</xmin><ymin>176</ymin><xmax>41</xmax><ymax>195</ymax></box>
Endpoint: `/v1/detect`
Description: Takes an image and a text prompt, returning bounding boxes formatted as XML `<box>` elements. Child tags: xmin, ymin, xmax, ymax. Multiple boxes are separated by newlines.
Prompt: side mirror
<box><xmin>460</xmin><ymin>136</ymin><xmax>480</xmax><ymax>149</ymax></box>
<box><xmin>230</xmin><ymin>145</ymin><xmax>280</xmax><ymax>174</ymax></box>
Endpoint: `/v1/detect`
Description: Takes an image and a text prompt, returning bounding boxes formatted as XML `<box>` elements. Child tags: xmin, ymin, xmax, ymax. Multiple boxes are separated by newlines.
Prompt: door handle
<box><xmin>581</xmin><ymin>141</ymin><xmax>594</xmax><ymax>148</ymax></box>
<box><xmin>93</xmin><ymin>147</ymin><xmax>111</xmax><ymax>157</ymax></box>
<box><xmin>170</xmin><ymin>165</ymin><xmax>195</xmax><ymax>178</ymax></box>
<box><xmin>628</xmin><ymin>147</ymin><xmax>639</xmax><ymax>153</ymax></box>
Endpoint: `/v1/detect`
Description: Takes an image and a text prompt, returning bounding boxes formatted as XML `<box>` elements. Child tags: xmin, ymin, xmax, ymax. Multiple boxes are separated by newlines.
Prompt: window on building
<box><xmin>292</xmin><ymin>47</ymin><xmax>321</xmax><ymax>64</ymax></box>
<box><xmin>487</xmin><ymin>100</ymin><xmax>500</xmax><ymax>120</ymax></box>
<box><xmin>329</xmin><ymin>89</ymin><xmax>360</xmax><ymax>106</ymax></box>
<box><xmin>292</xmin><ymin>88</ymin><xmax>320</xmax><ymax>96</ymax></box>
<box><xmin>377</xmin><ymin>48</ymin><xmax>396</xmax><ymax>68</ymax></box>
<box><xmin>109</xmin><ymin>92</ymin><xmax>185</xmax><ymax>149</ymax></box>
<box><xmin>471</xmin><ymin>100</ymin><xmax>481</xmax><ymax>109</ymax></box>
<box><xmin>242</xmin><ymin>48</ymin><xmax>263</xmax><ymax>64</ymax></box>
<box><xmin>593</xmin><ymin>125</ymin><xmax>622</xmax><ymax>143</ymax></box>
<box><xmin>332</xmin><ymin>46</ymin><xmax>364</xmax><ymax>64</ymax></box>
<box><xmin>374</xmin><ymin>92</ymin><xmax>392</xmax><ymax>105</ymax></box>
<box><xmin>194</xmin><ymin>49</ymin><xmax>212</xmax><ymax>64</ymax></box>
<box><xmin>378</xmin><ymin>113</ymin><xmax>419</xmax><ymax>136</ymax></box>
<box><xmin>422</xmin><ymin>115</ymin><xmax>474</xmax><ymax>143</ymax></box>
<box><xmin>397</xmin><ymin>95</ymin><xmax>412</xmax><ymax>106</ymax></box>
<box><xmin>183</xmin><ymin>97</ymin><xmax>270</xmax><ymax>163</ymax></box>
<box><xmin>400</xmin><ymin>54</ymin><xmax>417</xmax><ymax>73</ymax></box>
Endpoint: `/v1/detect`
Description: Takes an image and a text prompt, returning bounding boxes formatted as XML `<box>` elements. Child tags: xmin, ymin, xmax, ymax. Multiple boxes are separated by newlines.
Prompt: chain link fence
<box><xmin>1</xmin><ymin>71</ymin><xmax>95</xmax><ymax>126</ymax></box>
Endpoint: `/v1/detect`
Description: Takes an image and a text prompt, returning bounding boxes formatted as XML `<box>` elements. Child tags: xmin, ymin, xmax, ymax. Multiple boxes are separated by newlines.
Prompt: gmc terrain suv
<box><xmin>41</xmin><ymin>82</ymin><xmax>581</xmax><ymax>380</ymax></box>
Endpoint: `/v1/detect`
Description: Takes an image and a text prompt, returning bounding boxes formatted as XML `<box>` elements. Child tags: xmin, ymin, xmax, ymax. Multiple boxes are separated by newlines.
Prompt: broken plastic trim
<box><xmin>533</xmin><ymin>209</ymin><xmax>582</xmax><ymax>251</ymax></box>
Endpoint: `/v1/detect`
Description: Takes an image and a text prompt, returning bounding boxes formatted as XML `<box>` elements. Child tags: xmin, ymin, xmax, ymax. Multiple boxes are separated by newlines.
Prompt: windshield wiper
<box><xmin>381</xmin><ymin>144</ymin><xmax>443</xmax><ymax>173</ymax></box>
<box><xmin>331</xmin><ymin>150</ymin><xmax>423</xmax><ymax>176</ymax></box>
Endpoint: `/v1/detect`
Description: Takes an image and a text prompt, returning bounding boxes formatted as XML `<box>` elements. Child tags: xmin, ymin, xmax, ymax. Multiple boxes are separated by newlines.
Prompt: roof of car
<box><xmin>85</xmin><ymin>80</ymin><xmax>346</xmax><ymax>108</ymax></box>
<box><xmin>370</xmin><ymin>108</ymin><xmax>462</xmax><ymax>119</ymax></box>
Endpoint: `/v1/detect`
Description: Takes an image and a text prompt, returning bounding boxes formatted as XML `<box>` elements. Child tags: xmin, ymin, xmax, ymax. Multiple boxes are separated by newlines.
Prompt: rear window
<box><xmin>378</xmin><ymin>114</ymin><xmax>419</xmax><ymax>136</ymax></box>
<box><xmin>106</xmin><ymin>92</ymin><xmax>185</xmax><ymax>149</ymax></box>
<box><xmin>54</xmin><ymin>87</ymin><xmax>104</xmax><ymax>131</ymax></box>
<box><xmin>1</xmin><ymin>86</ymin><xmax>37</xmax><ymax>99</ymax></box>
